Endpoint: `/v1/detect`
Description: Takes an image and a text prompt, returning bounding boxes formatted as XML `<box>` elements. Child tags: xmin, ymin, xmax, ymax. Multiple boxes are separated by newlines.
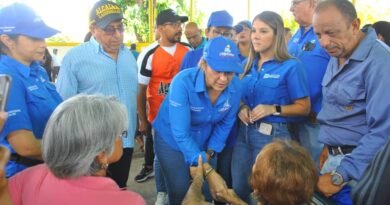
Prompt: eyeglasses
<box><xmin>102</xmin><ymin>26</ymin><xmax>125</xmax><ymax>35</ymax></box>
<box><xmin>212</xmin><ymin>29</ymin><xmax>233</xmax><ymax>38</ymax></box>
<box><xmin>119</xmin><ymin>130</ymin><xmax>128</xmax><ymax>138</ymax></box>
<box><xmin>291</xmin><ymin>0</ymin><xmax>307</xmax><ymax>6</ymax></box>
<box><xmin>163</xmin><ymin>22</ymin><xmax>183</xmax><ymax>29</ymax></box>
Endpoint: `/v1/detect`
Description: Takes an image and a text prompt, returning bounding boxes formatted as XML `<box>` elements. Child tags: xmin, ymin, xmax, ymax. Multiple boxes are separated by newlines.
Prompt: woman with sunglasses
<box><xmin>231</xmin><ymin>11</ymin><xmax>310</xmax><ymax>203</ymax></box>
<box><xmin>0</xmin><ymin>3</ymin><xmax>62</xmax><ymax>177</ymax></box>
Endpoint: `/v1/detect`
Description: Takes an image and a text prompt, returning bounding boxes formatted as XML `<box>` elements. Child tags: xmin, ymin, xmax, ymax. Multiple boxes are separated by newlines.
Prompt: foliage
<box><xmin>114</xmin><ymin>0</ymin><xmax>205</xmax><ymax>42</ymax></box>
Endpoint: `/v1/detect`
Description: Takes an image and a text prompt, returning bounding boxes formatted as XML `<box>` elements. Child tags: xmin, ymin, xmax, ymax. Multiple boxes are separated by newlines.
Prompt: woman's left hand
<box><xmin>249</xmin><ymin>104</ymin><xmax>275</xmax><ymax>122</ymax></box>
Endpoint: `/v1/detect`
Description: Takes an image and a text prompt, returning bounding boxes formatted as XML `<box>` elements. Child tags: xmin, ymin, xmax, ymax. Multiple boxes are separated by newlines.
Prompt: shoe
<box><xmin>134</xmin><ymin>165</ymin><xmax>154</xmax><ymax>183</ymax></box>
<box><xmin>155</xmin><ymin>192</ymin><xmax>168</xmax><ymax>205</ymax></box>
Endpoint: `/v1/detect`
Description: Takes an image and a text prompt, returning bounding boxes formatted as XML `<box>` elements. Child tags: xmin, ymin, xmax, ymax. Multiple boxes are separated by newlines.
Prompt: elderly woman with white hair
<box><xmin>5</xmin><ymin>95</ymin><xmax>145</xmax><ymax>205</ymax></box>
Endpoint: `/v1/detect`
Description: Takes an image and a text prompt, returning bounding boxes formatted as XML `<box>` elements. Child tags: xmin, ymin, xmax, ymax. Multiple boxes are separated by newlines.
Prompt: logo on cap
<box><xmin>220</xmin><ymin>45</ymin><xmax>234</xmax><ymax>57</ymax></box>
<box><xmin>96</xmin><ymin>3</ymin><xmax>121</xmax><ymax>19</ymax></box>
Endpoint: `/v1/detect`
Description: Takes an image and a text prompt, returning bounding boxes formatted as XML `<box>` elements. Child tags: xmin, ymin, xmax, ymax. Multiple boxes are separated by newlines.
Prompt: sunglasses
<box><xmin>102</xmin><ymin>25</ymin><xmax>125</xmax><ymax>35</ymax></box>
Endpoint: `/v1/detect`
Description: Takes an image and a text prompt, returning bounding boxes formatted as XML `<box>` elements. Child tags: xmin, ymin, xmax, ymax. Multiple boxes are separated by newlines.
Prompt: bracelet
<box><xmin>204</xmin><ymin>167</ymin><xmax>215</xmax><ymax>178</ymax></box>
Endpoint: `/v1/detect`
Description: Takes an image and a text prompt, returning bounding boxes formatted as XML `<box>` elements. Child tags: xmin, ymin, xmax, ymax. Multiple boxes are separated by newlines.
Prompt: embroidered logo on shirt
<box><xmin>190</xmin><ymin>106</ymin><xmax>205</xmax><ymax>112</ymax></box>
<box><xmin>169</xmin><ymin>100</ymin><xmax>182</xmax><ymax>107</ymax></box>
<box><xmin>7</xmin><ymin>109</ymin><xmax>21</xmax><ymax>117</ymax></box>
<box><xmin>219</xmin><ymin>99</ymin><xmax>231</xmax><ymax>112</ymax></box>
<box><xmin>27</xmin><ymin>85</ymin><xmax>39</xmax><ymax>91</ymax></box>
<box><xmin>263</xmin><ymin>74</ymin><xmax>280</xmax><ymax>79</ymax></box>
<box><xmin>158</xmin><ymin>82</ymin><xmax>171</xmax><ymax>96</ymax></box>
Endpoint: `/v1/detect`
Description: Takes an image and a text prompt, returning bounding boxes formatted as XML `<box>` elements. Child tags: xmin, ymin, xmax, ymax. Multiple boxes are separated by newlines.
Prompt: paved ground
<box><xmin>126</xmin><ymin>146</ymin><xmax>156</xmax><ymax>205</ymax></box>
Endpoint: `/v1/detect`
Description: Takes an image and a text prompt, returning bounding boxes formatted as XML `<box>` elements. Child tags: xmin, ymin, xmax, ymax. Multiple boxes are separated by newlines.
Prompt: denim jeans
<box><xmin>298</xmin><ymin>121</ymin><xmax>323</xmax><ymax>165</ymax></box>
<box><xmin>154</xmin><ymin>131</ymin><xmax>216</xmax><ymax>205</ymax></box>
<box><xmin>232</xmin><ymin>121</ymin><xmax>290</xmax><ymax>204</ymax></box>
<box><xmin>321</xmin><ymin>153</ymin><xmax>353</xmax><ymax>205</ymax></box>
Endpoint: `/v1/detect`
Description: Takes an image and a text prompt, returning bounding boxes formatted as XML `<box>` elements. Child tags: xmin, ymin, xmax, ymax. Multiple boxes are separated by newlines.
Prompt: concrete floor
<box><xmin>126</xmin><ymin>146</ymin><xmax>157</xmax><ymax>205</ymax></box>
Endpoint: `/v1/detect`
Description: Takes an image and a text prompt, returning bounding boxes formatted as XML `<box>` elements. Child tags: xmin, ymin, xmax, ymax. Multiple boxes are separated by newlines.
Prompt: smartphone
<box><xmin>0</xmin><ymin>74</ymin><xmax>11</xmax><ymax>111</ymax></box>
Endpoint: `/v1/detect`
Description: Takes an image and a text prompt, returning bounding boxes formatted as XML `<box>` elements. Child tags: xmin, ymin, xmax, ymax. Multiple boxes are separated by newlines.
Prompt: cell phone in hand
<box><xmin>0</xmin><ymin>74</ymin><xmax>11</xmax><ymax>111</ymax></box>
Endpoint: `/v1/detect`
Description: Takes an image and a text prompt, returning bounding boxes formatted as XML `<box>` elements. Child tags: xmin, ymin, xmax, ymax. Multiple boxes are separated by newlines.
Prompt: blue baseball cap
<box><xmin>207</xmin><ymin>10</ymin><xmax>233</xmax><ymax>28</ymax></box>
<box><xmin>238</xmin><ymin>20</ymin><xmax>252</xmax><ymax>29</ymax></box>
<box><xmin>203</xmin><ymin>36</ymin><xmax>242</xmax><ymax>74</ymax></box>
<box><xmin>0</xmin><ymin>3</ymin><xmax>59</xmax><ymax>39</ymax></box>
<box><xmin>234</xmin><ymin>24</ymin><xmax>244</xmax><ymax>33</ymax></box>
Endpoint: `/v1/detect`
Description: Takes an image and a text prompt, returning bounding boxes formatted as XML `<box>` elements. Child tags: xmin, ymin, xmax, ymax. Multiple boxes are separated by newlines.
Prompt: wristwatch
<box><xmin>331</xmin><ymin>170</ymin><xmax>344</xmax><ymax>186</ymax></box>
<box><xmin>206</xmin><ymin>149</ymin><xmax>216</xmax><ymax>159</ymax></box>
<box><xmin>273</xmin><ymin>105</ymin><xmax>281</xmax><ymax>116</ymax></box>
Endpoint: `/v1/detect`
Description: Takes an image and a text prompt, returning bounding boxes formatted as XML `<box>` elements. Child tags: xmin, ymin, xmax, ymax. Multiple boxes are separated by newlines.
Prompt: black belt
<box><xmin>327</xmin><ymin>145</ymin><xmax>356</xmax><ymax>155</ymax></box>
<box><xmin>10</xmin><ymin>153</ymin><xmax>43</xmax><ymax>167</ymax></box>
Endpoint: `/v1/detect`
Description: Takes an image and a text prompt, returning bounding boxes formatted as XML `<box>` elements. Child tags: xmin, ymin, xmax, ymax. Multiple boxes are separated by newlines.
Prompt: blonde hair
<box><xmin>241</xmin><ymin>11</ymin><xmax>292</xmax><ymax>78</ymax></box>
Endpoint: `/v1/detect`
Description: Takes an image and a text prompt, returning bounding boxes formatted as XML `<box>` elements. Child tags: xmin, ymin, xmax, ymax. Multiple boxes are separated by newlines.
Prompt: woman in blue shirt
<box><xmin>153</xmin><ymin>36</ymin><xmax>242</xmax><ymax>204</ymax></box>
<box><xmin>231</xmin><ymin>11</ymin><xmax>310</xmax><ymax>203</ymax></box>
<box><xmin>0</xmin><ymin>3</ymin><xmax>62</xmax><ymax>177</ymax></box>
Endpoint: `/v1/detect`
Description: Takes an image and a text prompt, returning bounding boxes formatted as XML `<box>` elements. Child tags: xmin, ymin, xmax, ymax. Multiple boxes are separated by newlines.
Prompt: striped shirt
<box><xmin>56</xmin><ymin>37</ymin><xmax>138</xmax><ymax>148</ymax></box>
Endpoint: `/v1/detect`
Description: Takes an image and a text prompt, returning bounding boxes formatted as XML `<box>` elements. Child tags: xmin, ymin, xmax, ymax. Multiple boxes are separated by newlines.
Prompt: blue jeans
<box><xmin>232</xmin><ymin>121</ymin><xmax>290</xmax><ymax>204</ymax></box>
<box><xmin>154</xmin><ymin>131</ymin><xmax>215</xmax><ymax>205</ymax></box>
<box><xmin>321</xmin><ymin>153</ymin><xmax>353</xmax><ymax>205</ymax></box>
<box><xmin>298</xmin><ymin>121</ymin><xmax>323</xmax><ymax>165</ymax></box>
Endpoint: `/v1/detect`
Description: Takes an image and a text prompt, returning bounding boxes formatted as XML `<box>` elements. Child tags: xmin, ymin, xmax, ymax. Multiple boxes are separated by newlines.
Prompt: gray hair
<box><xmin>315</xmin><ymin>0</ymin><xmax>357</xmax><ymax>23</ymax></box>
<box><xmin>42</xmin><ymin>95</ymin><xmax>128</xmax><ymax>178</ymax></box>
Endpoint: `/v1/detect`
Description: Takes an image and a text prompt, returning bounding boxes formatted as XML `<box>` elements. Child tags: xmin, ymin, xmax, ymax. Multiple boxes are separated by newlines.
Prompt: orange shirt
<box><xmin>145</xmin><ymin>43</ymin><xmax>189</xmax><ymax>122</ymax></box>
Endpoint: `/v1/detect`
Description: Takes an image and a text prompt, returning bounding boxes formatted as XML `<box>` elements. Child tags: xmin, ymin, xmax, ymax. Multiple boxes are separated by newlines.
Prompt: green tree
<box><xmin>115</xmin><ymin>0</ymin><xmax>204</xmax><ymax>42</ymax></box>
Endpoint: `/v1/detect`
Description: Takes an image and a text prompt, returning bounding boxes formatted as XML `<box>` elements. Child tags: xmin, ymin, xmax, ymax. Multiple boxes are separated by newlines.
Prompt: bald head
<box><xmin>184</xmin><ymin>22</ymin><xmax>203</xmax><ymax>48</ymax></box>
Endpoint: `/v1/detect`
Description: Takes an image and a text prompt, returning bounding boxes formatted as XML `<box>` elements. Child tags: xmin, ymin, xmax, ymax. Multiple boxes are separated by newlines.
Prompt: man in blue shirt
<box><xmin>288</xmin><ymin>0</ymin><xmax>330</xmax><ymax>165</ymax></box>
<box><xmin>180</xmin><ymin>10</ymin><xmax>234</xmax><ymax>70</ymax></box>
<box><xmin>313</xmin><ymin>0</ymin><xmax>390</xmax><ymax>204</ymax></box>
<box><xmin>56</xmin><ymin>0</ymin><xmax>137</xmax><ymax>188</ymax></box>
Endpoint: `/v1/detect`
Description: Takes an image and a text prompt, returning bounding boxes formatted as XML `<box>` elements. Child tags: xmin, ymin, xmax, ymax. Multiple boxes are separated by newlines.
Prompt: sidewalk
<box><xmin>127</xmin><ymin>146</ymin><xmax>156</xmax><ymax>205</ymax></box>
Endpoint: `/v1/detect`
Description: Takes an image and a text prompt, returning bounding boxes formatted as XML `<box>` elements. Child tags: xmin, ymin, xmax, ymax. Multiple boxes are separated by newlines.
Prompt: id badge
<box><xmin>258</xmin><ymin>122</ymin><xmax>273</xmax><ymax>136</ymax></box>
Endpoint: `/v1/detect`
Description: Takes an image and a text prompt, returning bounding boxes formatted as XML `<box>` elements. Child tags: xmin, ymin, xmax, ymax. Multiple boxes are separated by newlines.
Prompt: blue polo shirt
<box><xmin>241</xmin><ymin>58</ymin><xmax>309</xmax><ymax>123</ymax></box>
<box><xmin>288</xmin><ymin>26</ymin><xmax>329</xmax><ymax>114</ymax></box>
<box><xmin>180</xmin><ymin>48</ymin><xmax>203</xmax><ymax>71</ymax></box>
<box><xmin>152</xmin><ymin>67</ymin><xmax>241</xmax><ymax>166</ymax></box>
<box><xmin>56</xmin><ymin>37</ymin><xmax>138</xmax><ymax>148</ymax></box>
<box><xmin>0</xmin><ymin>55</ymin><xmax>62</xmax><ymax>177</ymax></box>
<box><xmin>317</xmin><ymin>28</ymin><xmax>390</xmax><ymax>182</ymax></box>
<box><xmin>196</xmin><ymin>37</ymin><xmax>207</xmax><ymax>50</ymax></box>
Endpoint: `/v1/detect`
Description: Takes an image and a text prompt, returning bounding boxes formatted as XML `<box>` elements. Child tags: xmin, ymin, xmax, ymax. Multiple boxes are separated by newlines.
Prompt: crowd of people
<box><xmin>0</xmin><ymin>0</ymin><xmax>390</xmax><ymax>205</ymax></box>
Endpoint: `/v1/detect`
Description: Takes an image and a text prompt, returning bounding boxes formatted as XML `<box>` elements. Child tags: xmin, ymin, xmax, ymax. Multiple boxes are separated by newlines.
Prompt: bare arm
<box><xmin>136</xmin><ymin>84</ymin><xmax>151</xmax><ymax>136</ymax></box>
<box><xmin>182</xmin><ymin>156</ymin><xmax>211</xmax><ymax>205</ymax></box>
<box><xmin>7</xmin><ymin>130</ymin><xmax>42</xmax><ymax>160</ymax></box>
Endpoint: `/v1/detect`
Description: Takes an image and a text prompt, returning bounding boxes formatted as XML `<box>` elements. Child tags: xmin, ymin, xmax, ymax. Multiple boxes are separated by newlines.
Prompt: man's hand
<box><xmin>138</xmin><ymin>118</ymin><xmax>151</xmax><ymax>137</ymax></box>
<box><xmin>134</xmin><ymin>134</ymin><xmax>144</xmax><ymax>152</ymax></box>
<box><xmin>317</xmin><ymin>173</ymin><xmax>343</xmax><ymax>197</ymax></box>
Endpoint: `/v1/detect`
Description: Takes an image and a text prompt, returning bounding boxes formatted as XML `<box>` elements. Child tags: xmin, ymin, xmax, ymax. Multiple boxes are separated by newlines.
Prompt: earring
<box><xmin>101</xmin><ymin>163</ymin><xmax>109</xmax><ymax>170</ymax></box>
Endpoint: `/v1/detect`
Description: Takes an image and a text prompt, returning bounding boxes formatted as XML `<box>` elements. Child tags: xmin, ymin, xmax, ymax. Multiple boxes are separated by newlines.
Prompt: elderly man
<box><xmin>288</xmin><ymin>0</ymin><xmax>330</xmax><ymax>165</ymax></box>
<box><xmin>313</xmin><ymin>0</ymin><xmax>390</xmax><ymax>204</ymax></box>
<box><xmin>184</xmin><ymin>22</ymin><xmax>206</xmax><ymax>49</ymax></box>
<box><xmin>56</xmin><ymin>0</ymin><xmax>138</xmax><ymax>188</ymax></box>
